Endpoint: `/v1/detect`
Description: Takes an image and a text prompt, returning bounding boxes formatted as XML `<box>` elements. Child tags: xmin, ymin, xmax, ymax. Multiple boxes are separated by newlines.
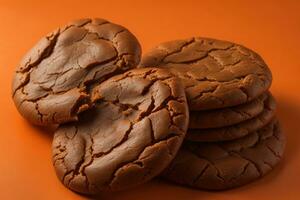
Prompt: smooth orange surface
<box><xmin>1</xmin><ymin>0</ymin><xmax>300</xmax><ymax>199</ymax></box>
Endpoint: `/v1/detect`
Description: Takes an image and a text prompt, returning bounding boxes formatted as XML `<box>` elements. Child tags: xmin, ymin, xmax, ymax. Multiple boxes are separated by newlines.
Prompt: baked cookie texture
<box><xmin>12</xmin><ymin>18</ymin><xmax>141</xmax><ymax>126</ymax></box>
<box><xmin>189</xmin><ymin>92</ymin><xmax>268</xmax><ymax>129</ymax></box>
<box><xmin>163</xmin><ymin>119</ymin><xmax>285</xmax><ymax>190</ymax></box>
<box><xmin>52</xmin><ymin>68</ymin><xmax>189</xmax><ymax>194</ymax></box>
<box><xmin>187</xmin><ymin>92</ymin><xmax>276</xmax><ymax>142</ymax></box>
<box><xmin>140</xmin><ymin>37</ymin><xmax>272</xmax><ymax>111</ymax></box>
<box><xmin>11</xmin><ymin>18</ymin><xmax>285</xmax><ymax>193</ymax></box>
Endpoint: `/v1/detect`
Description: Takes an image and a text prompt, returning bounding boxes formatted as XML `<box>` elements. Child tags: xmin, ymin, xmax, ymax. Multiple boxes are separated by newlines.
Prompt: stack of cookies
<box><xmin>140</xmin><ymin>38</ymin><xmax>285</xmax><ymax>190</ymax></box>
<box><xmin>12</xmin><ymin>18</ymin><xmax>285</xmax><ymax>195</ymax></box>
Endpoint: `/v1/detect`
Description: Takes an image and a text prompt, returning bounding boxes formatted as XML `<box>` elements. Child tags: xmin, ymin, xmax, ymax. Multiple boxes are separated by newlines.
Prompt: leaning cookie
<box><xmin>52</xmin><ymin>68</ymin><xmax>189</xmax><ymax>194</ymax></box>
<box><xmin>12</xmin><ymin>18</ymin><xmax>141</xmax><ymax>126</ymax></box>
<box><xmin>187</xmin><ymin>92</ymin><xmax>276</xmax><ymax>142</ymax></box>
<box><xmin>140</xmin><ymin>37</ymin><xmax>272</xmax><ymax>111</ymax></box>
<box><xmin>163</xmin><ymin>119</ymin><xmax>285</xmax><ymax>190</ymax></box>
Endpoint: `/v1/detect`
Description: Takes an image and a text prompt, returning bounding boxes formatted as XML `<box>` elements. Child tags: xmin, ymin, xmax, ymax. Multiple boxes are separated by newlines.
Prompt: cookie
<box><xmin>140</xmin><ymin>37</ymin><xmax>272</xmax><ymax>110</ymax></box>
<box><xmin>189</xmin><ymin>92</ymin><xmax>268</xmax><ymax>129</ymax></box>
<box><xmin>187</xmin><ymin>92</ymin><xmax>276</xmax><ymax>142</ymax></box>
<box><xmin>163</xmin><ymin>119</ymin><xmax>285</xmax><ymax>190</ymax></box>
<box><xmin>52</xmin><ymin>68</ymin><xmax>189</xmax><ymax>194</ymax></box>
<box><xmin>12</xmin><ymin>18</ymin><xmax>141</xmax><ymax>126</ymax></box>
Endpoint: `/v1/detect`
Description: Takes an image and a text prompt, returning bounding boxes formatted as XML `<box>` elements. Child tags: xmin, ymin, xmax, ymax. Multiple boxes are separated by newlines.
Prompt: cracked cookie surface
<box><xmin>163</xmin><ymin>119</ymin><xmax>285</xmax><ymax>190</ymax></box>
<box><xmin>52</xmin><ymin>68</ymin><xmax>189</xmax><ymax>194</ymax></box>
<box><xmin>12</xmin><ymin>18</ymin><xmax>141</xmax><ymax>125</ymax></box>
<box><xmin>189</xmin><ymin>92</ymin><xmax>268</xmax><ymax>129</ymax></box>
<box><xmin>187</xmin><ymin>92</ymin><xmax>276</xmax><ymax>142</ymax></box>
<box><xmin>140</xmin><ymin>38</ymin><xmax>272</xmax><ymax>110</ymax></box>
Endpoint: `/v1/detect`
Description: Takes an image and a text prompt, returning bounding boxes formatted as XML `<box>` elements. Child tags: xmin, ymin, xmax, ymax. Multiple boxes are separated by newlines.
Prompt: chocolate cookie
<box><xmin>140</xmin><ymin>38</ymin><xmax>272</xmax><ymax>110</ymax></box>
<box><xmin>52</xmin><ymin>68</ymin><xmax>189</xmax><ymax>194</ymax></box>
<box><xmin>12</xmin><ymin>18</ymin><xmax>141</xmax><ymax>126</ymax></box>
<box><xmin>189</xmin><ymin>92</ymin><xmax>268</xmax><ymax>129</ymax></box>
<box><xmin>187</xmin><ymin>93</ymin><xmax>276</xmax><ymax>142</ymax></box>
<box><xmin>163</xmin><ymin>119</ymin><xmax>285</xmax><ymax>190</ymax></box>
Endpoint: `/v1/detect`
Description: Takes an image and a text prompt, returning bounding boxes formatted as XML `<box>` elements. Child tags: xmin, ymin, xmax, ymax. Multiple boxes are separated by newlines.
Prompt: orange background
<box><xmin>0</xmin><ymin>0</ymin><xmax>300</xmax><ymax>199</ymax></box>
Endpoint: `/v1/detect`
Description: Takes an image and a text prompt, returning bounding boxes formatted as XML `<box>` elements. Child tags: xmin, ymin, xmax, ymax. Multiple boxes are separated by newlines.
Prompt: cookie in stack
<box><xmin>140</xmin><ymin>37</ymin><xmax>285</xmax><ymax>190</ymax></box>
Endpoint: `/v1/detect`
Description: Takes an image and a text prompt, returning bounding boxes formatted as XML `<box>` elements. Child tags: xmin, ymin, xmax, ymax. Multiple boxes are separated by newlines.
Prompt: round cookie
<box><xmin>187</xmin><ymin>93</ymin><xmax>276</xmax><ymax>142</ymax></box>
<box><xmin>12</xmin><ymin>18</ymin><xmax>141</xmax><ymax>126</ymax></box>
<box><xmin>140</xmin><ymin>37</ymin><xmax>272</xmax><ymax>111</ymax></box>
<box><xmin>163</xmin><ymin>119</ymin><xmax>285</xmax><ymax>190</ymax></box>
<box><xmin>52</xmin><ymin>68</ymin><xmax>189</xmax><ymax>194</ymax></box>
<box><xmin>189</xmin><ymin>92</ymin><xmax>268</xmax><ymax>129</ymax></box>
